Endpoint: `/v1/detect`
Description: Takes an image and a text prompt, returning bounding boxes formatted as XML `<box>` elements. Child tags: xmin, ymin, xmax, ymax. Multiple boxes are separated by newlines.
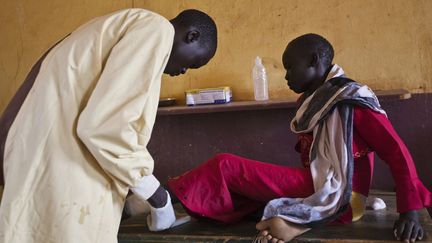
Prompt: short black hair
<box><xmin>173</xmin><ymin>9</ymin><xmax>217</xmax><ymax>53</ymax></box>
<box><xmin>289</xmin><ymin>33</ymin><xmax>334</xmax><ymax>67</ymax></box>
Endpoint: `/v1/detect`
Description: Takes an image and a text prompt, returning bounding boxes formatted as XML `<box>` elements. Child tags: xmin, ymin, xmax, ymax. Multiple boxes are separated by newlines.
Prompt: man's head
<box><xmin>282</xmin><ymin>33</ymin><xmax>334</xmax><ymax>94</ymax></box>
<box><xmin>164</xmin><ymin>9</ymin><xmax>217</xmax><ymax>76</ymax></box>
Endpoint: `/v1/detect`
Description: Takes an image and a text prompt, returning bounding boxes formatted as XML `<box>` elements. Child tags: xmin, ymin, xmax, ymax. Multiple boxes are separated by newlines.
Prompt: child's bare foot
<box><xmin>256</xmin><ymin>217</ymin><xmax>310</xmax><ymax>242</ymax></box>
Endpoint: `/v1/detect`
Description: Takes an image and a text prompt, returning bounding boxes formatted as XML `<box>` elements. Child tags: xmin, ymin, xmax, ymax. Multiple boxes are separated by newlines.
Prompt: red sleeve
<box><xmin>353</xmin><ymin>106</ymin><xmax>431</xmax><ymax>213</ymax></box>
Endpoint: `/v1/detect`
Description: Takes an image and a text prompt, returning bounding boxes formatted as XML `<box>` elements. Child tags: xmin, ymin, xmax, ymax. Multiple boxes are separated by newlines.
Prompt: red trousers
<box><xmin>168</xmin><ymin>107</ymin><xmax>432</xmax><ymax>223</ymax></box>
<box><xmin>168</xmin><ymin>153</ymin><xmax>315</xmax><ymax>223</ymax></box>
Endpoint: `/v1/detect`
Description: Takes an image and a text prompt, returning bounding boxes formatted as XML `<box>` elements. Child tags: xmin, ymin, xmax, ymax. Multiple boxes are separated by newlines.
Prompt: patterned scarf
<box><xmin>262</xmin><ymin>75</ymin><xmax>385</xmax><ymax>228</ymax></box>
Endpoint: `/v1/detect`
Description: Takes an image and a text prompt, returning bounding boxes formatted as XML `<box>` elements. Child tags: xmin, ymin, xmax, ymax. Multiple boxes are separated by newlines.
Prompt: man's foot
<box><xmin>256</xmin><ymin>217</ymin><xmax>310</xmax><ymax>242</ymax></box>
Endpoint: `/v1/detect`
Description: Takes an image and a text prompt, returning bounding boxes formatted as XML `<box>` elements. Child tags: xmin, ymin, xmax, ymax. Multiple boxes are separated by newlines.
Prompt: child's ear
<box><xmin>310</xmin><ymin>53</ymin><xmax>319</xmax><ymax>67</ymax></box>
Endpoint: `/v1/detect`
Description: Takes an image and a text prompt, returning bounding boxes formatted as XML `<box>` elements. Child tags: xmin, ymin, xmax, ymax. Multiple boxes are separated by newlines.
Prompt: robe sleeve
<box><xmin>353</xmin><ymin>106</ymin><xmax>431</xmax><ymax>213</ymax></box>
<box><xmin>76</xmin><ymin>14</ymin><xmax>174</xmax><ymax>188</ymax></box>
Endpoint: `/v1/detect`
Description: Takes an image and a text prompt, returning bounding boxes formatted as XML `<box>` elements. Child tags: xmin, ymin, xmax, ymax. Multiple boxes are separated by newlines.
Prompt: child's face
<box><xmin>282</xmin><ymin>46</ymin><xmax>318</xmax><ymax>94</ymax></box>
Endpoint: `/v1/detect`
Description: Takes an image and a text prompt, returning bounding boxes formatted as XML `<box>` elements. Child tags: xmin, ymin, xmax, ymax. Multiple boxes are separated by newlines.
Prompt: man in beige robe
<box><xmin>0</xmin><ymin>8</ymin><xmax>217</xmax><ymax>243</ymax></box>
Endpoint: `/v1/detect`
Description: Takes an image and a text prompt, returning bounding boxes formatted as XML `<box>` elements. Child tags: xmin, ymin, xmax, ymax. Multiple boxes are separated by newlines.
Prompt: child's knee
<box><xmin>208</xmin><ymin>153</ymin><xmax>238</xmax><ymax>167</ymax></box>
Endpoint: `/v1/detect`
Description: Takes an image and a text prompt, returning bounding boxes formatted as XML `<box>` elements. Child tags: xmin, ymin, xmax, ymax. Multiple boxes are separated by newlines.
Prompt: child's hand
<box><xmin>393</xmin><ymin>210</ymin><xmax>424</xmax><ymax>242</ymax></box>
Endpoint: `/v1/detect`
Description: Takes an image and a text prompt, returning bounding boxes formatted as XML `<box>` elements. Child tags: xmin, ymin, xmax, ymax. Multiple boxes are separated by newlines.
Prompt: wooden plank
<box><xmin>118</xmin><ymin>191</ymin><xmax>431</xmax><ymax>242</ymax></box>
<box><xmin>374</xmin><ymin>89</ymin><xmax>412</xmax><ymax>100</ymax></box>
<box><xmin>156</xmin><ymin>89</ymin><xmax>411</xmax><ymax>116</ymax></box>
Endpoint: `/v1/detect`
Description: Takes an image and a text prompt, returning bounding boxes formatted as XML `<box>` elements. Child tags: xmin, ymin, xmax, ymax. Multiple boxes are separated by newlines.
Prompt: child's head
<box><xmin>282</xmin><ymin>33</ymin><xmax>334</xmax><ymax>94</ymax></box>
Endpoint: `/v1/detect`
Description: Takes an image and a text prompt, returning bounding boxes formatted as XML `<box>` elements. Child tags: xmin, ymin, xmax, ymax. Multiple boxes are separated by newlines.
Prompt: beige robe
<box><xmin>0</xmin><ymin>8</ymin><xmax>174</xmax><ymax>243</ymax></box>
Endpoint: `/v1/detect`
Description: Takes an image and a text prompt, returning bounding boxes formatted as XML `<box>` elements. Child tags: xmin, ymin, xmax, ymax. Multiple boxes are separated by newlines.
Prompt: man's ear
<box><xmin>310</xmin><ymin>53</ymin><xmax>319</xmax><ymax>67</ymax></box>
<box><xmin>185</xmin><ymin>30</ymin><xmax>200</xmax><ymax>43</ymax></box>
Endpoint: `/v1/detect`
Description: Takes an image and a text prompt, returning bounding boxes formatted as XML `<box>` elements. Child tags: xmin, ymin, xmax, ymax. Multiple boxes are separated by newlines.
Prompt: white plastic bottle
<box><xmin>252</xmin><ymin>56</ymin><xmax>269</xmax><ymax>101</ymax></box>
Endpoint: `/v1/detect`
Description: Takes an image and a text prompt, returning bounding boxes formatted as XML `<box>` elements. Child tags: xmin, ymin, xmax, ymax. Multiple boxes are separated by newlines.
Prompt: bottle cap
<box><xmin>255</xmin><ymin>56</ymin><xmax>263</xmax><ymax>66</ymax></box>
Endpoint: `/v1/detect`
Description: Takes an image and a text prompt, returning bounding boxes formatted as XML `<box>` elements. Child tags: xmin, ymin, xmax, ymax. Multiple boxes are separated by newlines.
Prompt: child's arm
<box><xmin>353</xmin><ymin>106</ymin><xmax>430</xmax><ymax>242</ymax></box>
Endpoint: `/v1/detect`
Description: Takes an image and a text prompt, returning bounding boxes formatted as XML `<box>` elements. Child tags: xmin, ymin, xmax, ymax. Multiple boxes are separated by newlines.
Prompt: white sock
<box><xmin>147</xmin><ymin>191</ymin><xmax>176</xmax><ymax>231</ymax></box>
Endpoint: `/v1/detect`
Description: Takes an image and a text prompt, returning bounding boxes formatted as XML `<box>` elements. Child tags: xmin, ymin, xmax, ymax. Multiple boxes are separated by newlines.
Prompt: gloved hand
<box><xmin>127</xmin><ymin>175</ymin><xmax>176</xmax><ymax>231</ymax></box>
<box><xmin>124</xmin><ymin>193</ymin><xmax>151</xmax><ymax>216</ymax></box>
<box><xmin>146</xmin><ymin>191</ymin><xmax>176</xmax><ymax>231</ymax></box>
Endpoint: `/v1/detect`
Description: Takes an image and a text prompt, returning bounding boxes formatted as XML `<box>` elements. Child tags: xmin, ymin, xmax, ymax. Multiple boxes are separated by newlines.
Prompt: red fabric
<box><xmin>331</xmin><ymin>205</ymin><xmax>353</xmax><ymax>225</ymax></box>
<box><xmin>168</xmin><ymin>153</ymin><xmax>314</xmax><ymax>223</ymax></box>
<box><xmin>352</xmin><ymin>106</ymin><xmax>431</xmax><ymax>212</ymax></box>
<box><xmin>168</xmin><ymin>106</ymin><xmax>431</xmax><ymax>223</ymax></box>
<box><xmin>297</xmin><ymin>107</ymin><xmax>431</xmax><ymax>213</ymax></box>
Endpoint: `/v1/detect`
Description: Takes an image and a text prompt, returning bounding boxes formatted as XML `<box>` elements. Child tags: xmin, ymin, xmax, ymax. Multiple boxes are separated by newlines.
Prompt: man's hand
<box><xmin>147</xmin><ymin>186</ymin><xmax>168</xmax><ymax>208</ymax></box>
<box><xmin>147</xmin><ymin>189</ymin><xmax>176</xmax><ymax>231</ymax></box>
<box><xmin>393</xmin><ymin>210</ymin><xmax>424</xmax><ymax>242</ymax></box>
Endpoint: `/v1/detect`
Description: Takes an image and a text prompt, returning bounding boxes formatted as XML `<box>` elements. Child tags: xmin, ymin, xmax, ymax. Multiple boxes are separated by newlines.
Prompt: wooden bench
<box><xmin>118</xmin><ymin>191</ymin><xmax>431</xmax><ymax>243</ymax></box>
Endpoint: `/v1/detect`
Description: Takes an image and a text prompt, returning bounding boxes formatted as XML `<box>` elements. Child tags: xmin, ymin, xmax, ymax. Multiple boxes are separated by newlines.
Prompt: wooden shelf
<box><xmin>157</xmin><ymin>89</ymin><xmax>411</xmax><ymax>116</ymax></box>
